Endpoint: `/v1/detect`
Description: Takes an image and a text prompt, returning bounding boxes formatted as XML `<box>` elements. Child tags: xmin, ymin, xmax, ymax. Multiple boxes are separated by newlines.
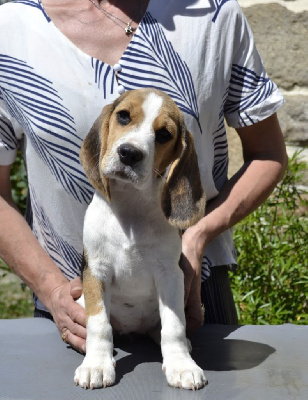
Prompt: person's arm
<box><xmin>182</xmin><ymin>113</ymin><xmax>288</xmax><ymax>333</ymax></box>
<box><xmin>0</xmin><ymin>164</ymin><xmax>86</xmax><ymax>352</ymax></box>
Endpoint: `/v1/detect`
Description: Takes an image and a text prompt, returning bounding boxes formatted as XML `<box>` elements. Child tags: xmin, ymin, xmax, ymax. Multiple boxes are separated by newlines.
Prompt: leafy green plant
<box><xmin>0</xmin><ymin>151</ymin><xmax>31</xmax><ymax>318</ymax></box>
<box><xmin>231</xmin><ymin>151</ymin><xmax>308</xmax><ymax>325</ymax></box>
<box><xmin>0</xmin><ymin>280</ymin><xmax>34</xmax><ymax>319</ymax></box>
<box><xmin>10</xmin><ymin>150</ymin><xmax>28</xmax><ymax>214</ymax></box>
<box><xmin>0</xmin><ymin>256</ymin><xmax>34</xmax><ymax>319</ymax></box>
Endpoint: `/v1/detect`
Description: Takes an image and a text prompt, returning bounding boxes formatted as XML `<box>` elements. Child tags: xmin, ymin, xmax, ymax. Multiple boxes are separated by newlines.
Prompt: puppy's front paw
<box><xmin>74</xmin><ymin>358</ymin><xmax>115</xmax><ymax>389</ymax></box>
<box><xmin>163</xmin><ymin>358</ymin><xmax>207</xmax><ymax>390</ymax></box>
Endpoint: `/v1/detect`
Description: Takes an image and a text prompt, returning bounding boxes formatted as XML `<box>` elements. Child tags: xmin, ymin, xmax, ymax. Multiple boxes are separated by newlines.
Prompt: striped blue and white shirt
<box><xmin>0</xmin><ymin>0</ymin><xmax>284</xmax><ymax>311</ymax></box>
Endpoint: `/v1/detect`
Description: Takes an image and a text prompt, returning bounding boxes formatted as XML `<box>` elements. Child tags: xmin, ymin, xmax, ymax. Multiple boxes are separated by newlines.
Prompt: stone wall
<box><xmin>228</xmin><ymin>0</ymin><xmax>308</xmax><ymax>178</ymax></box>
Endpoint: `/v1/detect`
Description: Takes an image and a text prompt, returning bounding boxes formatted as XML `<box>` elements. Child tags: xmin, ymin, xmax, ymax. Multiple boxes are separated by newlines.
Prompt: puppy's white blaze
<box><xmin>141</xmin><ymin>92</ymin><xmax>163</xmax><ymax>130</ymax></box>
<box><xmin>120</xmin><ymin>92</ymin><xmax>163</xmax><ymax>146</ymax></box>
<box><xmin>114</xmin><ymin>92</ymin><xmax>163</xmax><ymax>146</ymax></box>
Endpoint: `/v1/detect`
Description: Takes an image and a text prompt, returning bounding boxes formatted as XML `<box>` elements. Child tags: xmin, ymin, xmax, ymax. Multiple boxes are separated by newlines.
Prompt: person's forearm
<box><xmin>192</xmin><ymin>157</ymin><xmax>287</xmax><ymax>250</ymax></box>
<box><xmin>0</xmin><ymin>196</ymin><xmax>68</xmax><ymax>311</ymax></box>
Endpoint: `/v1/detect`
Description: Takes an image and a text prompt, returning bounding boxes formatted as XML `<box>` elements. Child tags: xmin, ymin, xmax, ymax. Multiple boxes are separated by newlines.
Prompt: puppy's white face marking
<box><xmin>103</xmin><ymin>92</ymin><xmax>164</xmax><ymax>188</ymax></box>
<box><xmin>140</xmin><ymin>92</ymin><xmax>163</xmax><ymax>129</ymax></box>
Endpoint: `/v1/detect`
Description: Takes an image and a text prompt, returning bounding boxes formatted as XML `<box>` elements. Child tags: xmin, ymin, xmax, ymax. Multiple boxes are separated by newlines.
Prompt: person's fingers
<box><xmin>68</xmin><ymin>315</ymin><xmax>87</xmax><ymax>339</ymax></box>
<box><xmin>179</xmin><ymin>253</ymin><xmax>194</xmax><ymax>306</ymax></box>
<box><xmin>179</xmin><ymin>249</ymin><xmax>204</xmax><ymax>334</ymax></box>
<box><xmin>185</xmin><ymin>288</ymin><xmax>204</xmax><ymax>335</ymax></box>
<box><xmin>69</xmin><ymin>298</ymin><xmax>86</xmax><ymax>328</ymax></box>
<box><xmin>183</xmin><ymin>254</ymin><xmax>204</xmax><ymax>334</ymax></box>
<box><xmin>70</xmin><ymin>277</ymin><xmax>83</xmax><ymax>299</ymax></box>
<box><xmin>62</xmin><ymin>328</ymin><xmax>86</xmax><ymax>354</ymax></box>
<box><xmin>49</xmin><ymin>280</ymin><xmax>87</xmax><ymax>352</ymax></box>
<box><xmin>52</xmin><ymin>283</ymin><xmax>86</xmax><ymax>329</ymax></box>
<box><xmin>186</xmin><ymin>313</ymin><xmax>203</xmax><ymax>335</ymax></box>
<box><xmin>59</xmin><ymin>307</ymin><xmax>87</xmax><ymax>352</ymax></box>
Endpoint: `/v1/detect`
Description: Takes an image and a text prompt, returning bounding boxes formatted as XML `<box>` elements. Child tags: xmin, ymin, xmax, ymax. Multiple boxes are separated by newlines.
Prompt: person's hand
<box><xmin>180</xmin><ymin>226</ymin><xmax>207</xmax><ymax>335</ymax></box>
<box><xmin>48</xmin><ymin>277</ymin><xmax>86</xmax><ymax>353</ymax></box>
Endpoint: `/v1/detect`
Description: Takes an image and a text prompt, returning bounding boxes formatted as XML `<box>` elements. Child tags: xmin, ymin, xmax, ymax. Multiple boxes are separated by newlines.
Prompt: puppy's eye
<box><xmin>117</xmin><ymin>110</ymin><xmax>131</xmax><ymax>126</ymax></box>
<box><xmin>155</xmin><ymin>128</ymin><xmax>172</xmax><ymax>144</ymax></box>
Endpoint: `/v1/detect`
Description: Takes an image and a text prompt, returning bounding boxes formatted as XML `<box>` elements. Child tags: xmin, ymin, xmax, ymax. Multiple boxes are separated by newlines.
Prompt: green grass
<box><xmin>0</xmin><ymin>150</ymin><xmax>32</xmax><ymax>318</ymax></box>
<box><xmin>0</xmin><ymin>260</ymin><xmax>34</xmax><ymax>318</ymax></box>
<box><xmin>230</xmin><ymin>151</ymin><xmax>308</xmax><ymax>325</ymax></box>
<box><xmin>0</xmin><ymin>283</ymin><xmax>34</xmax><ymax>318</ymax></box>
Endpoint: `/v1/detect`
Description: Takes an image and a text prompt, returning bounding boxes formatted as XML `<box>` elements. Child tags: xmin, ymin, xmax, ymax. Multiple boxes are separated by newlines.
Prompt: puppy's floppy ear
<box><xmin>80</xmin><ymin>104</ymin><xmax>114</xmax><ymax>201</ymax></box>
<box><xmin>162</xmin><ymin>130</ymin><xmax>206</xmax><ymax>230</ymax></box>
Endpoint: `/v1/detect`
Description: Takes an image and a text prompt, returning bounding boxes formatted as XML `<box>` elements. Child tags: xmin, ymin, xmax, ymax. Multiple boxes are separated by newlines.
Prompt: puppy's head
<box><xmin>80</xmin><ymin>88</ymin><xmax>205</xmax><ymax>229</ymax></box>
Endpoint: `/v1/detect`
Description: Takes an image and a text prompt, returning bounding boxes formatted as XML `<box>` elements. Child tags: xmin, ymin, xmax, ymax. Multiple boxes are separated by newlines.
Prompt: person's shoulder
<box><xmin>214</xmin><ymin>0</ymin><xmax>243</xmax><ymax>13</ymax></box>
<box><xmin>212</xmin><ymin>0</ymin><xmax>244</xmax><ymax>22</ymax></box>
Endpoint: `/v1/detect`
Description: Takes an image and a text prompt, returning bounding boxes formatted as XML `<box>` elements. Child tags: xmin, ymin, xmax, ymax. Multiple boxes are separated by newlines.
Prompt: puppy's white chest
<box><xmin>83</xmin><ymin>192</ymin><xmax>182</xmax><ymax>334</ymax></box>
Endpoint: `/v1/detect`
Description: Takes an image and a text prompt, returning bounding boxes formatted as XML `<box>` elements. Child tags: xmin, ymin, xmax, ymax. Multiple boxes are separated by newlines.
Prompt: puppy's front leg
<box><xmin>155</xmin><ymin>267</ymin><xmax>207</xmax><ymax>390</ymax></box>
<box><xmin>74</xmin><ymin>268</ymin><xmax>115</xmax><ymax>389</ymax></box>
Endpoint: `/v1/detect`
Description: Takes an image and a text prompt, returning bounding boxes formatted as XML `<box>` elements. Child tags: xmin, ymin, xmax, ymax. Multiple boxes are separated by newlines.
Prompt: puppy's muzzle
<box><xmin>117</xmin><ymin>144</ymin><xmax>144</xmax><ymax>167</ymax></box>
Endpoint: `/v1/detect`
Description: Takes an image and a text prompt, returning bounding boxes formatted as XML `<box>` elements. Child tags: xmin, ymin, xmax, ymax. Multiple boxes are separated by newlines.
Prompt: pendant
<box><xmin>125</xmin><ymin>23</ymin><xmax>135</xmax><ymax>36</ymax></box>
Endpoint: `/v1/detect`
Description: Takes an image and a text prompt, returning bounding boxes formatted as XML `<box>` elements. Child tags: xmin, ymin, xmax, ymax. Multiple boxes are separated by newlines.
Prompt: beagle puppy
<box><xmin>74</xmin><ymin>88</ymin><xmax>207</xmax><ymax>390</ymax></box>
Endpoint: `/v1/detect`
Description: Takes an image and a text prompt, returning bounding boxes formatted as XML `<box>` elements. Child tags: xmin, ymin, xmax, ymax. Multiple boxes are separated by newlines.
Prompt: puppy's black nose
<box><xmin>118</xmin><ymin>144</ymin><xmax>143</xmax><ymax>166</ymax></box>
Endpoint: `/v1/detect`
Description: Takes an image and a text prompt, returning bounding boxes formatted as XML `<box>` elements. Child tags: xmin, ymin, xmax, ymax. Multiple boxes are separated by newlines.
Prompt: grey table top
<box><xmin>0</xmin><ymin>318</ymin><xmax>307</xmax><ymax>399</ymax></box>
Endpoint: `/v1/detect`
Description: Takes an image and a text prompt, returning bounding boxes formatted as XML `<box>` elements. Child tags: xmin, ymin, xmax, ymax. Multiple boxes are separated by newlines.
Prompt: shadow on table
<box><xmin>190</xmin><ymin>325</ymin><xmax>275</xmax><ymax>371</ymax></box>
<box><xmin>112</xmin><ymin>325</ymin><xmax>275</xmax><ymax>384</ymax></box>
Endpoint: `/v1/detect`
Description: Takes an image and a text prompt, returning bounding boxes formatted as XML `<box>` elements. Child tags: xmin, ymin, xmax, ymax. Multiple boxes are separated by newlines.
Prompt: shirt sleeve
<box><xmin>224</xmin><ymin>7</ymin><xmax>284</xmax><ymax>129</ymax></box>
<box><xmin>0</xmin><ymin>100</ymin><xmax>19</xmax><ymax>166</ymax></box>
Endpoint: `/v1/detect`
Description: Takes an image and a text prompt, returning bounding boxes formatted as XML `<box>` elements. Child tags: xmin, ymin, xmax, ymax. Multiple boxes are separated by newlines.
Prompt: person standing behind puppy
<box><xmin>0</xmin><ymin>0</ymin><xmax>287</xmax><ymax>352</ymax></box>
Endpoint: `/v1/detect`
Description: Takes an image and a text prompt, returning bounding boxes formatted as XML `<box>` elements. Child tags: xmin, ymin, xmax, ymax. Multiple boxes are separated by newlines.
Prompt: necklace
<box><xmin>88</xmin><ymin>0</ymin><xmax>137</xmax><ymax>36</ymax></box>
